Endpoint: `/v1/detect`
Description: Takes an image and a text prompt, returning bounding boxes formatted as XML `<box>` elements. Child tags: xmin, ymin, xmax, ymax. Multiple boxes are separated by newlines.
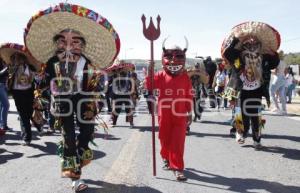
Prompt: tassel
<box><xmin>90</xmin><ymin>139</ymin><xmax>98</xmax><ymax>147</ymax></box>
<box><xmin>56</xmin><ymin>141</ymin><xmax>64</xmax><ymax>157</ymax></box>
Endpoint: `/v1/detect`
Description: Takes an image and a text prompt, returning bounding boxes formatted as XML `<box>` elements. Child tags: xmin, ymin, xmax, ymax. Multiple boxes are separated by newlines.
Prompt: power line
<box><xmin>283</xmin><ymin>36</ymin><xmax>300</xmax><ymax>43</ymax></box>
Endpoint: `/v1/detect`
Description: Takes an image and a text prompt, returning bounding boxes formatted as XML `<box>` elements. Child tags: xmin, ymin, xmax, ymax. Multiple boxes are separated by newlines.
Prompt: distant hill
<box><xmin>124</xmin><ymin>58</ymin><xmax>206</xmax><ymax>80</ymax></box>
<box><xmin>284</xmin><ymin>52</ymin><xmax>300</xmax><ymax>65</ymax></box>
<box><xmin>124</xmin><ymin>58</ymin><xmax>205</xmax><ymax>71</ymax></box>
<box><xmin>124</xmin><ymin>52</ymin><xmax>300</xmax><ymax>68</ymax></box>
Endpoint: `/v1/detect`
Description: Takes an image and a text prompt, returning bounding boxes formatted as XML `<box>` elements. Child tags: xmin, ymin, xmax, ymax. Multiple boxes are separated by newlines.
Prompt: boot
<box><xmin>112</xmin><ymin>114</ymin><xmax>118</xmax><ymax>126</ymax></box>
<box><xmin>127</xmin><ymin>115</ymin><xmax>134</xmax><ymax>128</ymax></box>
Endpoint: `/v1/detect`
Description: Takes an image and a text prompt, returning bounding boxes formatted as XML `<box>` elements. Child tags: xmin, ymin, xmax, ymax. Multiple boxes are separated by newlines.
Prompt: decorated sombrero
<box><xmin>221</xmin><ymin>21</ymin><xmax>281</xmax><ymax>55</ymax></box>
<box><xmin>0</xmin><ymin>43</ymin><xmax>40</xmax><ymax>70</ymax></box>
<box><xmin>186</xmin><ymin>68</ymin><xmax>209</xmax><ymax>84</ymax></box>
<box><xmin>24</xmin><ymin>3</ymin><xmax>120</xmax><ymax>68</ymax></box>
<box><xmin>105</xmin><ymin>60</ymin><xmax>135</xmax><ymax>74</ymax></box>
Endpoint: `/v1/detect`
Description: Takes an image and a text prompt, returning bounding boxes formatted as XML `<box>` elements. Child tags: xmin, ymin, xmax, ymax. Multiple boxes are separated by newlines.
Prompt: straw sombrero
<box><xmin>187</xmin><ymin>69</ymin><xmax>209</xmax><ymax>84</ymax></box>
<box><xmin>0</xmin><ymin>43</ymin><xmax>40</xmax><ymax>70</ymax></box>
<box><xmin>24</xmin><ymin>3</ymin><xmax>120</xmax><ymax>69</ymax></box>
<box><xmin>222</xmin><ymin>21</ymin><xmax>281</xmax><ymax>55</ymax></box>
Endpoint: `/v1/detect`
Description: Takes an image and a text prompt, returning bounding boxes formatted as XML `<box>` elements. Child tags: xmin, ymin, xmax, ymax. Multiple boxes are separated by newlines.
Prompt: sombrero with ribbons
<box><xmin>24</xmin><ymin>2</ymin><xmax>120</xmax><ymax>69</ymax></box>
<box><xmin>105</xmin><ymin>60</ymin><xmax>135</xmax><ymax>74</ymax></box>
<box><xmin>0</xmin><ymin>43</ymin><xmax>40</xmax><ymax>70</ymax></box>
<box><xmin>221</xmin><ymin>21</ymin><xmax>281</xmax><ymax>55</ymax></box>
<box><xmin>186</xmin><ymin>68</ymin><xmax>209</xmax><ymax>84</ymax></box>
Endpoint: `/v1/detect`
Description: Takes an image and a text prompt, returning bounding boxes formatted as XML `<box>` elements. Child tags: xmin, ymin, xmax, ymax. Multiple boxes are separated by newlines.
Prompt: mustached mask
<box><xmin>241</xmin><ymin>36</ymin><xmax>263</xmax><ymax>80</ymax></box>
<box><xmin>53</xmin><ymin>29</ymin><xmax>86</xmax><ymax>64</ymax></box>
<box><xmin>53</xmin><ymin>29</ymin><xmax>86</xmax><ymax>75</ymax></box>
<box><xmin>162</xmin><ymin>37</ymin><xmax>188</xmax><ymax>76</ymax></box>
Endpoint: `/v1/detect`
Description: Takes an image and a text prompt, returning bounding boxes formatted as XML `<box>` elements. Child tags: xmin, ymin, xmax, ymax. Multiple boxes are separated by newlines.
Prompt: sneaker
<box><xmin>271</xmin><ymin>108</ymin><xmax>280</xmax><ymax>112</ymax></box>
<box><xmin>46</xmin><ymin>128</ymin><xmax>55</xmax><ymax>133</ymax></box>
<box><xmin>236</xmin><ymin>132</ymin><xmax>245</xmax><ymax>144</ymax></box>
<box><xmin>253</xmin><ymin>141</ymin><xmax>262</xmax><ymax>150</ymax></box>
<box><xmin>22</xmin><ymin>141</ymin><xmax>31</xmax><ymax>146</ymax></box>
<box><xmin>36</xmin><ymin>127</ymin><xmax>45</xmax><ymax>135</ymax></box>
<box><xmin>275</xmin><ymin>110</ymin><xmax>287</xmax><ymax>116</ymax></box>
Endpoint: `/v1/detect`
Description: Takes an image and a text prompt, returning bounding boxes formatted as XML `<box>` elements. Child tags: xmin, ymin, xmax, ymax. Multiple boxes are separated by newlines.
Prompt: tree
<box><xmin>284</xmin><ymin>52</ymin><xmax>300</xmax><ymax>65</ymax></box>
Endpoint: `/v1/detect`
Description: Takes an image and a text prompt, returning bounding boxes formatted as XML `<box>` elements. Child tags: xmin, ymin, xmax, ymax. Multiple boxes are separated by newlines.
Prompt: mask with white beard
<box><xmin>241</xmin><ymin>37</ymin><xmax>263</xmax><ymax>81</ymax></box>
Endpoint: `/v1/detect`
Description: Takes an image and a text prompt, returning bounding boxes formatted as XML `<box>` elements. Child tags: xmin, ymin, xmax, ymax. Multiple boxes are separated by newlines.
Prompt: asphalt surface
<box><xmin>1</xmin><ymin>98</ymin><xmax>300</xmax><ymax>193</ymax></box>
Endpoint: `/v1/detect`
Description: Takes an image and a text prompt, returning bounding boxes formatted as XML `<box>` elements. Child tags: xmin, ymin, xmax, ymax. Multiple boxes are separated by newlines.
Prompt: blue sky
<box><xmin>0</xmin><ymin>0</ymin><xmax>299</xmax><ymax>60</ymax></box>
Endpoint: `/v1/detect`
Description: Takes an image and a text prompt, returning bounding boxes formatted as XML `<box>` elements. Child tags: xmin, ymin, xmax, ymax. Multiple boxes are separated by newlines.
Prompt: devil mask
<box><xmin>162</xmin><ymin>37</ymin><xmax>188</xmax><ymax>76</ymax></box>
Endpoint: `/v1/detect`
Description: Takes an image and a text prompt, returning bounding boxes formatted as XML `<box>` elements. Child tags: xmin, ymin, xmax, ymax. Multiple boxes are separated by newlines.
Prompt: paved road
<box><xmin>1</xmin><ymin>98</ymin><xmax>300</xmax><ymax>193</ymax></box>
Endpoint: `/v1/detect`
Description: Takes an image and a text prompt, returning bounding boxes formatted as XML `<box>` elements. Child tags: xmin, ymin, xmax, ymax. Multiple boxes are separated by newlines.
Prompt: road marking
<box><xmin>287</xmin><ymin>116</ymin><xmax>300</xmax><ymax>121</ymax></box>
<box><xmin>104</xmin><ymin>129</ymin><xmax>142</xmax><ymax>185</ymax></box>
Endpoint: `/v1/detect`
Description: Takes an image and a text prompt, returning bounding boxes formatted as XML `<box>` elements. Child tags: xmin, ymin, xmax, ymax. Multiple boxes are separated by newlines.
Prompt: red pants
<box><xmin>160</xmin><ymin>135</ymin><xmax>185</xmax><ymax>171</ymax></box>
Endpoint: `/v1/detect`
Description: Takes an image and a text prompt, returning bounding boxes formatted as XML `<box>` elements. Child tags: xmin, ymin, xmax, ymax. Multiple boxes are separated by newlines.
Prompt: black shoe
<box><xmin>3</xmin><ymin>126</ymin><xmax>13</xmax><ymax>131</ymax></box>
<box><xmin>193</xmin><ymin>117</ymin><xmax>197</xmax><ymax>122</ymax></box>
<box><xmin>230</xmin><ymin>128</ymin><xmax>236</xmax><ymax>137</ymax></box>
<box><xmin>186</xmin><ymin>127</ymin><xmax>190</xmax><ymax>135</ymax></box>
<box><xmin>197</xmin><ymin>115</ymin><xmax>201</xmax><ymax>121</ymax></box>
<box><xmin>162</xmin><ymin>159</ymin><xmax>170</xmax><ymax>170</ymax></box>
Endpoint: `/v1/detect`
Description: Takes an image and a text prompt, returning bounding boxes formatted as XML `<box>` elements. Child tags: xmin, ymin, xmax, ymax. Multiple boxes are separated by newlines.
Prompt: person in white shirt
<box><xmin>270</xmin><ymin>57</ymin><xmax>287</xmax><ymax>115</ymax></box>
<box><xmin>9</xmin><ymin>52</ymin><xmax>36</xmax><ymax>145</ymax></box>
<box><xmin>213</xmin><ymin>63</ymin><xmax>227</xmax><ymax>109</ymax></box>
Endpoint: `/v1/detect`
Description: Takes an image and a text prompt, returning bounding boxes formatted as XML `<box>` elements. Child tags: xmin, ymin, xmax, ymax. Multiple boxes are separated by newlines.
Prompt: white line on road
<box><xmin>104</xmin><ymin>130</ymin><xmax>143</xmax><ymax>185</ymax></box>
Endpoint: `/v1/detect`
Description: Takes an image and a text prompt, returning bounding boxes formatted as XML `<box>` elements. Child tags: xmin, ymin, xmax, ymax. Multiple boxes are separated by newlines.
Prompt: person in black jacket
<box><xmin>204</xmin><ymin>56</ymin><xmax>217</xmax><ymax>108</ymax></box>
<box><xmin>24</xmin><ymin>3</ymin><xmax>121</xmax><ymax>191</ymax></box>
<box><xmin>111</xmin><ymin>70</ymin><xmax>134</xmax><ymax>128</ymax></box>
<box><xmin>223</xmin><ymin>30</ymin><xmax>280</xmax><ymax>149</ymax></box>
<box><xmin>42</xmin><ymin>30</ymin><xmax>99</xmax><ymax>181</ymax></box>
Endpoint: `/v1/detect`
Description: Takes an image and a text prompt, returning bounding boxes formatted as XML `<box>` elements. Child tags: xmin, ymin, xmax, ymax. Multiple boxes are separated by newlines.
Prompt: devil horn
<box><xmin>162</xmin><ymin>36</ymin><xmax>170</xmax><ymax>52</ymax></box>
<box><xmin>183</xmin><ymin>36</ymin><xmax>189</xmax><ymax>52</ymax></box>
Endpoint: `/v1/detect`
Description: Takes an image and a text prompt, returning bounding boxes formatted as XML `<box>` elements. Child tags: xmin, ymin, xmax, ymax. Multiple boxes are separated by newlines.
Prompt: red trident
<box><xmin>141</xmin><ymin>14</ymin><xmax>161</xmax><ymax>176</ymax></box>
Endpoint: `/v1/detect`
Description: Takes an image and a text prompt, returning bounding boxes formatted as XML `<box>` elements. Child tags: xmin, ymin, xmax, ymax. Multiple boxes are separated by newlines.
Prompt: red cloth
<box><xmin>145</xmin><ymin>71</ymin><xmax>193</xmax><ymax>170</ymax></box>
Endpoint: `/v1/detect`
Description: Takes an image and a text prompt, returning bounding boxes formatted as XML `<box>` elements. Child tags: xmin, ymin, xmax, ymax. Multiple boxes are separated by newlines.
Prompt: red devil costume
<box><xmin>145</xmin><ymin>38</ymin><xmax>193</xmax><ymax>181</ymax></box>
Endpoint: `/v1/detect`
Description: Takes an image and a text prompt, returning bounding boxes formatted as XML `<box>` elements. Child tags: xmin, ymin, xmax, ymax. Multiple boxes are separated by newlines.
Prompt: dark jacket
<box><xmin>43</xmin><ymin>55</ymin><xmax>93</xmax><ymax>93</ymax></box>
<box><xmin>0</xmin><ymin>62</ymin><xmax>8</xmax><ymax>84</ymax></box>
<box><xmin>223</xmin><ymin>36</ymin><xmax>279</xmax><ymax>100</ymax></box>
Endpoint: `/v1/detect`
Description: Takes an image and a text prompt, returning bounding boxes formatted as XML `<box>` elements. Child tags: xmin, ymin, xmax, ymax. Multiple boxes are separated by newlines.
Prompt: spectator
<box><xmin>285</xmin><ymin>67</ymin><xmax>295</xmax><ymax>103</ymax></box>
<box><xmin>0</xmin><ymin>57</ymin><xmax>12</xmax><ymax>135</ymax></box>
<box><xmin>213</xmin><ymin>62</ymin><xmax>227</xmax><ymax>110</ymax></box>
<box><xmin>270</xmin><ymin>54</ymin><xmax>287</xmax><ymax>115</ymax></box>
<box><xmin>204</xmin><ymin>56</ymin><xmax>217</xmax><ymax>108</ymax></box>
